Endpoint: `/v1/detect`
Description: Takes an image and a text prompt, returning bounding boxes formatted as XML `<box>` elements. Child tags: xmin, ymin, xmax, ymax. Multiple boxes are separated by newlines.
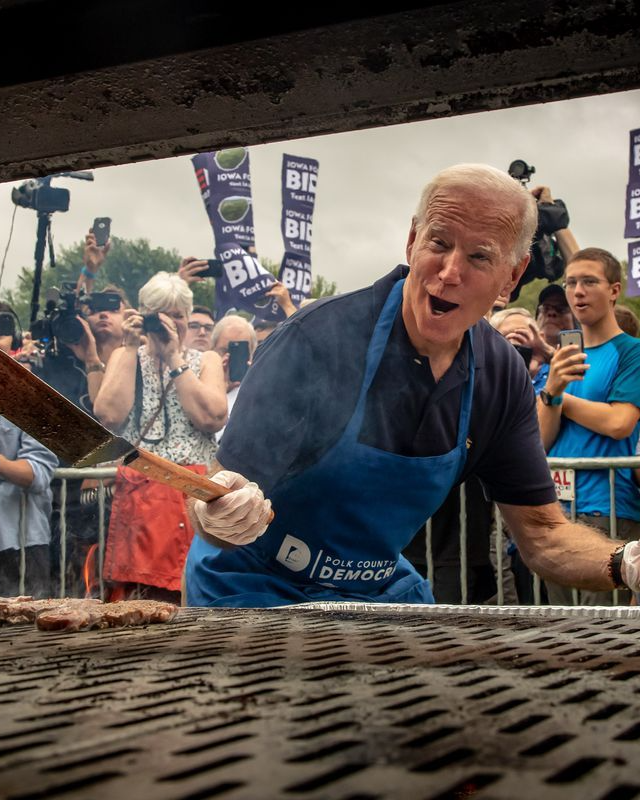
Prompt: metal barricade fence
<box><xmin>427</xmin><ymin>456</ymin><xmax>640</xmax><ymax>606</ymax></box>
<box><xmin>9</xmin><ymin>458</ymin><xmax>640</xmax><ymax>602</ymax></box>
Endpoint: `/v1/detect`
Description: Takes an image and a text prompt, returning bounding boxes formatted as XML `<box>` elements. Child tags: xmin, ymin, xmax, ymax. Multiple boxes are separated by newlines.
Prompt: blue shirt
<box><xmin>0</xmin><ymin>416</ymin><xmax>58</xmax><ymax>551</ymax></box>
<box><xmin>549</xmin><ymin>333</ymin><xmax>640</xmax><ymax>520</ymax></box>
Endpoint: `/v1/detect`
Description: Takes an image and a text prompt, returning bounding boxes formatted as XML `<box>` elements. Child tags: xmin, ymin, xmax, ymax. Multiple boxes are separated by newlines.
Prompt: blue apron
<box><xmin>186</xmin><ymin>279</ymin><xmax>475</xmax><ymax>607</ymax></box>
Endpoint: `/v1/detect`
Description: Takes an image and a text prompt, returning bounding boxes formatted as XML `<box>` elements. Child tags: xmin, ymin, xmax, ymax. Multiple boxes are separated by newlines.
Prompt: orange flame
<box><xmin>83</xmin><ymin>543</ymin><xmax>99</xmax><ymax>597</ymax></box>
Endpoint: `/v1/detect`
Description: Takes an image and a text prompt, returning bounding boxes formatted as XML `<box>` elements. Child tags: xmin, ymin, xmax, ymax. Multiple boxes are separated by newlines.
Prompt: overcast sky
<box><xmin>1</xmin><ymin>88</ymin><xmax>638</xmax><ymax>298</ymax></box>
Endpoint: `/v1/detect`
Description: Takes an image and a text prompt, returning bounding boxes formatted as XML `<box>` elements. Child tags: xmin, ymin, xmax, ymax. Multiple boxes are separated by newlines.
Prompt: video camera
<box><xmin>30</xmin><ymin>284</ymin><xmax>86</xmax><ymax>346</ymax></box>
<box><xmin>30</xmin><ymin>287</ymin><xmax>123</xmax><ymax>349</ymax></box>
<box><xmin>11</xmin><ymin>171</ymin><xmax>94</xmax><ymax>216</ymax></box>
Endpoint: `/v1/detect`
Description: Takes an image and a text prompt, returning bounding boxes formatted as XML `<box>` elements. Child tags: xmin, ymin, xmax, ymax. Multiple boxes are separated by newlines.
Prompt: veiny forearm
<box><xmin>500</xmin><ymin>502</ymin><xmax>616</xmax><ymax>591</ymax></box>
<box><xmin>0</xmin><ymin>455</ymin><xmax>34</xmax><ymax>488</ymax></box>
<box><xmin>563</xmin><ymin>395</ymin><xmax>639</xmax><ymax>439</ymax></box>
<box><xmin>536</xmin><ymin>397</ymin><xmax>562</xmax><ymax>451</ymax></box>
<box><xmin>93</xmin><ymin>346</ymin><xmax>138</xmax><ymax>429</ymax></box>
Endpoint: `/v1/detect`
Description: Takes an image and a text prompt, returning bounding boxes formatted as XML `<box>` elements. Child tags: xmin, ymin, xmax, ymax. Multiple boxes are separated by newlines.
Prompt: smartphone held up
<box><xmin>93</xmin><ymin>217</ymin><xmax>111</xmax><ymax>247</ymax></box>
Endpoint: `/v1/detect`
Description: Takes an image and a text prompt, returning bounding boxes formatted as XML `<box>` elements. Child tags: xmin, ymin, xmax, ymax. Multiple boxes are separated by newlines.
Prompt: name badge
<box><xmin>551</xmin><ymin>468</ymin><xmax>575</xmax><ymax>501</ymax></box>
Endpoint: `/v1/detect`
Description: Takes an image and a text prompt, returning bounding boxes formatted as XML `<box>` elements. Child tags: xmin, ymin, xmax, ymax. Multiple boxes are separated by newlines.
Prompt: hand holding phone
<box><xmin>547</xmin><ymin>328</ymin><xmax>588</xmax><ymax>395</ymax></box>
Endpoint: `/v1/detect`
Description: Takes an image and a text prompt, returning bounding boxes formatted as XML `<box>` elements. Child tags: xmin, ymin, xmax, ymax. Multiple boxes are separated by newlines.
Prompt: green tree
<box><xmin>2</xmin><ymin>237</ymin><xmax>182</xmax><ymax>326</ymax></box>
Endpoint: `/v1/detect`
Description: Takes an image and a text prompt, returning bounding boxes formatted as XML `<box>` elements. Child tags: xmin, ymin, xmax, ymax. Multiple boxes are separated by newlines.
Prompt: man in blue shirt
<box><xmin>0</xmin><ymin>315</ymin><xmax>58</xmax><ymax>597</ymax></box>
<box><xmin>538</xmin><ymin>247</ymin><xmax>640</xmax><ymax>605</ymax></box>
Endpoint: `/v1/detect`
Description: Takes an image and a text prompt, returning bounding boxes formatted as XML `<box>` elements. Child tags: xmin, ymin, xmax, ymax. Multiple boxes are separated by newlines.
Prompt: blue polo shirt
<box><xmin>549</xmin><ymin>332</ymin><xmax>640</xmax><ymax>520</ymax></box>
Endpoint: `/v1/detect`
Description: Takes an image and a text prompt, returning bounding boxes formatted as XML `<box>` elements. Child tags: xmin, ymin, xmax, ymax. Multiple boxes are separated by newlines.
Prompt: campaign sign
<box><xmin>279</xmin><ymin>154</ymin><xmax>319</xmax><ymax>305</ymax></box>
<box><xmin>191</xmin><ymin>149</ymin><xmax>256</xmax><ymax>252</ymax></box>
<box><xmin>630</xmin><ymin>129</ymin><xmax>640</xmax><ymax>183</ymax></box>
<box><xmin>215</xmin><ymin>242</ymin><xmax>285</xmax><ymax>321</ymax></box>
<box><xmin>551</xmin><ymin>468</ymin><xmax>575</xmax><ymax>501</ymax></box>
<box><xmin>627</xmin><ymin>241</ymin><xmax>640</xmax><ymax>298</ymax></box>
<box><xmin>625</xmin><ymin>182</ymin><xmax>640</xmax><ymax>239</ymax></box>
<box><xmin>280</xmin><ymin>253</ymin><xmax>313</xmax><ymax>307</ymax></box>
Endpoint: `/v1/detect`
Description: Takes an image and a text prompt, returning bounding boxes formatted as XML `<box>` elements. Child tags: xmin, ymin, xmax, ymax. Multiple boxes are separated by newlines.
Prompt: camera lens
<box><xmin>52</xmin><ymin>314</ymin><xmax>85</xmax><ymax>345</ymax></box>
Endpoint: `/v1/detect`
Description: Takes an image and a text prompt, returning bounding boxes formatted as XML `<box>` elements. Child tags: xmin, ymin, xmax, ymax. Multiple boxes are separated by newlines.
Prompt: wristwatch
<box><xmin>540</xmin><ymin>389</ymin><xmax>563</xmax><ymax>406</ymax></box>
<box><xmin>86</xmin><ymin>361</ymin><xmax>106</xmax><ymax>374</ymax></box>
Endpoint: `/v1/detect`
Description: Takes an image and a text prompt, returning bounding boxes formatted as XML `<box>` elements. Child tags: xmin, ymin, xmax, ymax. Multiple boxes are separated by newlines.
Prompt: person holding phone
<box><xmin>537</xmin><ymin>247</ymin><xmax>640</xmax><ymax>605</ymax></box>
<box><xmin>183</xmin><ymin>165</ymin><xmax>640</xmax><ymax>610</ymax></box>
<box><xmin>210</xmin><ymin>315</ymin><xmax>257</xmax><ymax>443</ymax></box>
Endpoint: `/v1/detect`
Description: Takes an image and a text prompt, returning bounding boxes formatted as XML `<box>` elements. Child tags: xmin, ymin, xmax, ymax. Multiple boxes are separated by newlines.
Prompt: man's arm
<box><xmin>562</xmin><ymin>396</ymin><xmax>640</xmax><ymax>440</ymax></box>
<box><xmin>499</xmin><ymin>501</ymin><xmax>615</xmax><ymax>591</ymax></box>
<box><xmin>0</xmin><ymin>454</ymin><xmax>34</xmax><ymax>488</ymax></box>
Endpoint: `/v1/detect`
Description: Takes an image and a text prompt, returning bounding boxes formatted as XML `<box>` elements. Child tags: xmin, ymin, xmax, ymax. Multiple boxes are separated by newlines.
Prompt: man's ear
<box><xmin>500</xmin><ymin>254</ymin><xmax>530</xmax><ymax>297</ymax></box>
<box><xmin>405</xmin><ymin>218</ymin><xmax>418</xmax><ymax>264</ymax></box>
<box><xmin>611</xmin><ymin>281</ymin><xmax>622</xmax><ymax>304</ymax></box>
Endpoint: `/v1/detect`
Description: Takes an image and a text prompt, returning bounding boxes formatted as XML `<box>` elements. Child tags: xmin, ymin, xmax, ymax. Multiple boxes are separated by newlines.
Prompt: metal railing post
<box><xmin>495</xmin><ymin>506</ymin><xmax>504</xmax><ymax>606</ymax></box>
<box><xmin>59</xmin><ymin>479</ymin><xmax>67</xmax><ymax>598</ymax></box>
<box><xmin>18</xmin><ymin>493</ymin><xmax>27</xmax><ymax>596</ymax></box>
<box><xmin>459</xmin><ymin>483</ymin><xmax>468</xmax><ymax>605</ymax></box>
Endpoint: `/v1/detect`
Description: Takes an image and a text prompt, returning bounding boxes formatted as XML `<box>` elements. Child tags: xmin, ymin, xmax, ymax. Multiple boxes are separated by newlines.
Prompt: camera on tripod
<box><xmin>11</xmin><ymin>180</ymin><xmax>70</xmax><ymax>214</ymax></box>
<box><xmin>31</xmin><ymin>284</ymin><xmax>86</xmax><ymax>346</ymax></box>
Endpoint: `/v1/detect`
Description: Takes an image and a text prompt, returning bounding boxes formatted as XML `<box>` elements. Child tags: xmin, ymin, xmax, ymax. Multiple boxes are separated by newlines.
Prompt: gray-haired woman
<box><xmin>94</xmin><ymin>272</ymin><xmax>227</xmax><ymax>602</ymax></box>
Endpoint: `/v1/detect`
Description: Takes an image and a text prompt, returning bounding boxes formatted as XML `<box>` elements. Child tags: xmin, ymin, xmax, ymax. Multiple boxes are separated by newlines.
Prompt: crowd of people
<box><xmin>2</xmin><ymin>163</ymin><xmax>640</xmax><ymax>608</ymax></box>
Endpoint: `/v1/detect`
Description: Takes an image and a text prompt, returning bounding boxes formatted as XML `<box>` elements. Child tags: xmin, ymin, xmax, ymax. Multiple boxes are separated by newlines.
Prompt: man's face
<box><xmin>535</xmin><ymin>296</ymin><xmax>573</xmax><ymax>345</ymax></box>
<box><xmin>185</xmin><ymin>312</ymin><xmax>215</xmax><ymax>352</ymax></box>
<box><xmin>403</xmin><ymin>188</ymin><xmax>529</xmax><ymax>354</ymax></box>
<box><xmin>564</xmin><ymin>259</ymin><xmax>620</xmax><ymax>328</ymax></box>
<box><xmin>86</xmin><ymin>302</ymin><xmax>125</xmax><ymax>343</ymax></box>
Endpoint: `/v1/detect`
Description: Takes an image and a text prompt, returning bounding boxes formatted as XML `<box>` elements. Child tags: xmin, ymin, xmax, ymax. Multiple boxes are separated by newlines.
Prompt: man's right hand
<box><xmin>193</xmin><ymin>470</ymin><xmax>272</xmax><ymax>546</ymax></box>
<box><xmin>545</xmin><ymin>344</ymin><xmax>589</xmax><ymax>395</ymax></box>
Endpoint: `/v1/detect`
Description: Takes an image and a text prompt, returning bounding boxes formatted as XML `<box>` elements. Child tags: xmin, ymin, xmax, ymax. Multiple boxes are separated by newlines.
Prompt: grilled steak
<box><xmin>0</xmin><ymin>597</ymin><xmax>178</xmax><ymax>631</ymax></box>
<box><xmin>36</xmin><ymin>599</ymin><xmax>178</xmax><ymax>632</ymax></box>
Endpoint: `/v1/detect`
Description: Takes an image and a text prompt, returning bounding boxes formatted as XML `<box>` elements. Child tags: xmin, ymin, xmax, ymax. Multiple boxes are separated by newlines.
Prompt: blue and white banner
<box><xmin>278</xmin><ymin>155</ymin><xmax>319</xmax><ymax>308</ymax></box>
<box><xmin>629</xmin><ymin>129</ymin><xmax>640</xmax><ymax>183</ymax></box>
<box><xmin>627</xmin><ymin>241</ymin><xmax>640</xmax><ymax>298</ymax></box>
<box><xmin>624</xmin><ymin>183</ymin><xmax>640</xmax><ymax>239</ymax></box>
<box><xmin>214</xmin><ymin>242</ymin><xmax>285</xmax><ymax>321</ymax></box>
<box><xmin>193</xmin><ymin>149</ymin><xmax>265</xmax><ymax>317</ymax></box>
<box><xmin>192</xmin><ymin>149</ymin><xmax>256</xmax><ymax>252</ymax></box>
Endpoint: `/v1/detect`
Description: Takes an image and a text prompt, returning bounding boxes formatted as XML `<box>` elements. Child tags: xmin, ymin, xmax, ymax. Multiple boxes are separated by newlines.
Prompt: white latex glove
<box><xmin>194</xmin><ymin>470</ymin><xmax>272</xmax><ymax>546</ymax></box>
<box><xmin>621</xmin><ymin>540</ymin><xmax>640</xmax><ymax>592</ymax></box>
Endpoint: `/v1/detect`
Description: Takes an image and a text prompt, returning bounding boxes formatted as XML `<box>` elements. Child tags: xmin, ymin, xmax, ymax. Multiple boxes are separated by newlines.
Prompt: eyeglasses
<box><xmin>562</xmin><ymin>277</ymin><xmax>608</xmax><ymax>290</ymax></box>
<box><xmin>188</xmin><ymin>322</ymin><xmax>214</xmax><ymax>333</ymax></box>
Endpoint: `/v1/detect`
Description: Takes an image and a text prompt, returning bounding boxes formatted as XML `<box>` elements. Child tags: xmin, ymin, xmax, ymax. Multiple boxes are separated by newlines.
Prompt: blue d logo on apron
<box><xmin>186</xmin><ymin>279</ymin><xmax>475</xmax><ymax>607</ymax></box>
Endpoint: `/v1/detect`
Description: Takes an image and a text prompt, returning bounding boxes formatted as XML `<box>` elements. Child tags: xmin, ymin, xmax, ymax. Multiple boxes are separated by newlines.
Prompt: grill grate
<box><xmin>0</xmin><ymin>605</ymin><xmax>639</xmax><ymax>799</ymax></box>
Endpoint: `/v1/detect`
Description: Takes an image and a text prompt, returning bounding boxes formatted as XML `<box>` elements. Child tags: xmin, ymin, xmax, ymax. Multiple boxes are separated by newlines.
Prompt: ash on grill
<box><xmin>0</xmin><ymin>605</ymin><xmax>639</xmax><ymax>800</ymax></box>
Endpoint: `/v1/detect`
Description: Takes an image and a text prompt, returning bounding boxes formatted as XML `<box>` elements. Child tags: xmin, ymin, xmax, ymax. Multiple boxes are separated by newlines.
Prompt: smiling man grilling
<box><xmin>184</xmin><ymin>164</ymin><xmax>640</xmax><ymax>607</ymax></box>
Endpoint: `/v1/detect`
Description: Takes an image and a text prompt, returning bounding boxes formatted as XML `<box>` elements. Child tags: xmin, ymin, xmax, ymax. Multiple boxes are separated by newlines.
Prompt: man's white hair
<box><xmin>414</xmin><ymin>163</ymin><xmax>538</xmax><ymax>264</ymax></box>
<box><xmin>212</xmin><ymin>314</ymin><xmax>258</xmax><ymax>355</ymax></box>
<box><xmin>138</xmin><ymin>272</ymin><xmax>193</xmax><ymax>317</ymax></box>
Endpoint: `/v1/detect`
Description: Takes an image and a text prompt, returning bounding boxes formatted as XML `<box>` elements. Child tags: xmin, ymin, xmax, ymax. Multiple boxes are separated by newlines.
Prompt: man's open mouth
<box><xmin>429</xmin><ymin>294</ymin><xmax>459</xmax><ymax>316</ymax></box>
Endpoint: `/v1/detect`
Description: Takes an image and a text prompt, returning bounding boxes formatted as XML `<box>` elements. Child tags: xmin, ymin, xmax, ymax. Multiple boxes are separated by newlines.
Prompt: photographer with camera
<box><xmin>94</xmin><ymin>272</ymin><xmax>227</xmax><ymax>602</ymax></box>
<box><xmin>507</xmin><ymin>160</ymin><xmax>580</xmax><ymax>300</ymax></box>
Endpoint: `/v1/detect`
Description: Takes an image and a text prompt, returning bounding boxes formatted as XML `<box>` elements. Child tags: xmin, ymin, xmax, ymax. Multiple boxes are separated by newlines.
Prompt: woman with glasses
<box><xmin>93</xmin><ymin>272</ymin><xmax>227</xmax><ymax>602</ymax></box>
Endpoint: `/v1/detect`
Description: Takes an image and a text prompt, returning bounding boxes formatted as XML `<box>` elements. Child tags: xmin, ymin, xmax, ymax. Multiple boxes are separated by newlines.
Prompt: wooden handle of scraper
<box><xmin>125</xmin><ymin>448</ymin><xmax>275</xmax><ymax>521</ymax></box>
